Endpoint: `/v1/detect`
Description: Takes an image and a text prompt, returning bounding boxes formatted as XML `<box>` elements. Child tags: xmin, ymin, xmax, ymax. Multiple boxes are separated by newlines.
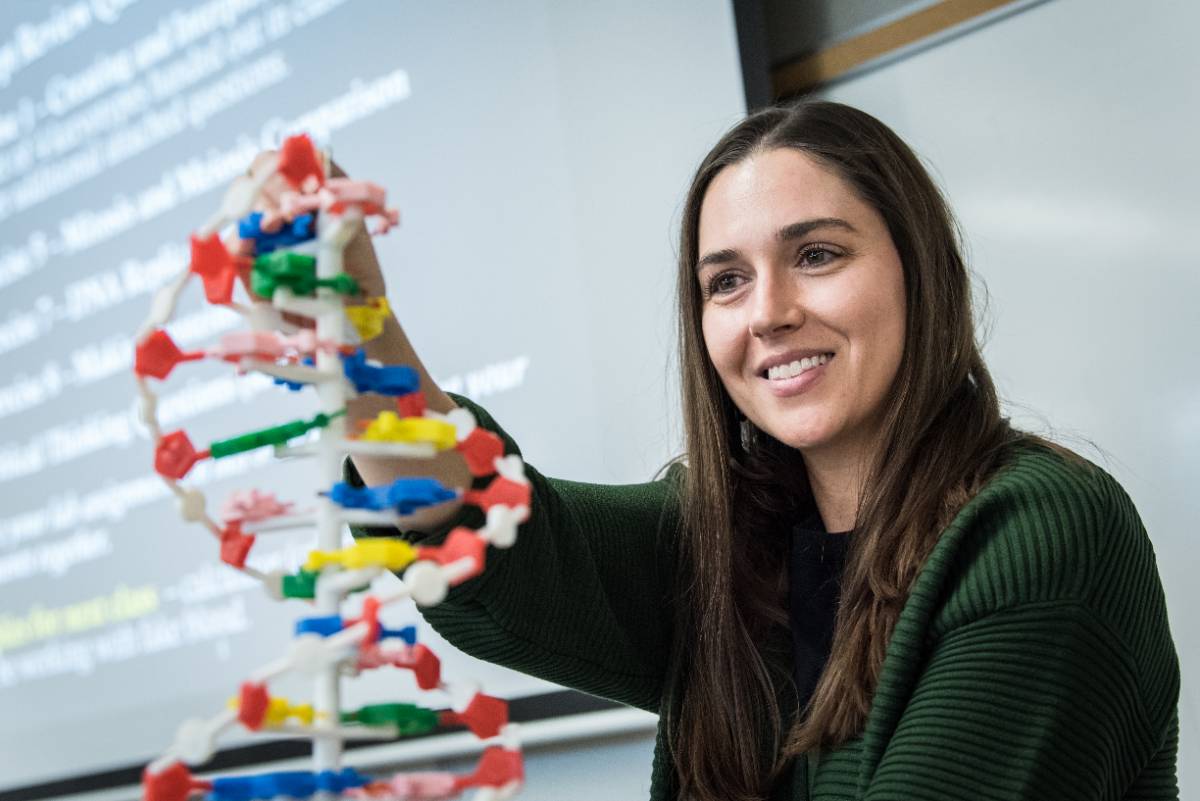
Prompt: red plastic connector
<box><xmin>142</xmin><ymin>763</ymin><xmax>211</xmax><ymax>801</ymax></box>
<box><xmin>394</xmin><ymin>643</ymin><xmax>441</xmax><ymax>690</ymax></box>
<box><xmin>237</xmin><ymin>682</ymin><xmax>270</xmax><ymax>730</ymax></box>
<box><xmin>405</xmin><ymin>644</ymin><xmax>441</xmax><ymax>691</ymax></box>
<box><xmin>218</xmin><ymin>521</ymin><xmax>256</xmax><ymax>569</ymax></box>
<box><xmin>463</xmin><ymin>476</ymin><xmax>531</xmax><ymax>515</ymax></box>
<box><xmin>441</xmin><ymin>693</ymin><xmax>508</xmax><ymax>739</ymax></box>
<box><xmin>188</xmin><ymin>234</ymin><xmax>237</xmax><ymax>305</ymax></box>
<box><xmin>154</xmin><ymin>431</ymin><xmax>207</xmax><ymax>480</ymax></box>
<box><xmin>277</xmin><ymin>134</ymin><xmax>325</xmax><ymax>191</ymax></box>
<box><xmin>417</xmin><ymin>529</ymin><xmax>485</xmax><ymax>585</ymax></box>
<box><xmin>456</xmin><ymin>427</ymin><xmax>504</xmax><ymax>477</ymax></box>
<box><xmin>350</xmin><ymin>596</ymin><xmax>382</xmax><ymax>645</ymax></box>
<box><xmin>395</xmin><ymin>392</ymin><xmax>426</xmax><ymax>418</ymax></box>
<box><xmin>135</xmin><ymin>330</ymin><xmax>203</xmax><ymax>380</ymax></box>
<box><xmin>357</xmin><ymin>642</ymin><xmax>442</xmax><ymax>690</ymax></box>
<box><xmin>455</xmin><ymin>746</ymin><xmax>523</xmax><ymax>791</ymax></box>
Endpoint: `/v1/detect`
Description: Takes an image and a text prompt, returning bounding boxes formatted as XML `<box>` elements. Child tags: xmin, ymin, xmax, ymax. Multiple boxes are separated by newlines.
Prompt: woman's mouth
<box><xmin>763</xmin><ymin>352</ymin><xmax>833</xmax><ymax>380</ymax></box>
<box><xmin>761</xmin><ymin>353</ymin><xmax>833</xmax><ymax>397</ymax></box>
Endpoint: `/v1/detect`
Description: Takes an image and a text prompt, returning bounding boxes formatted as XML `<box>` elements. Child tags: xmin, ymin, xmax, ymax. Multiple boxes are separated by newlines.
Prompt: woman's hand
<box><xmin>228</xmin><ymin>148</ymin><xmax>471</xmax><ymax>519</ymax></box>
<box><xmin>234</xmin><ymin>150</ymin><xmax>389</xmax><ymax>300</ymax></box>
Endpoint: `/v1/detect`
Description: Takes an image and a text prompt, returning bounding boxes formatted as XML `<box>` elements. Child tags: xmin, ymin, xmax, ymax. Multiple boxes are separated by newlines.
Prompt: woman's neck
<box><xmin>803</xmin><ymin>445</ymin><xmax>871</xmax><ymax>534</ymax></box>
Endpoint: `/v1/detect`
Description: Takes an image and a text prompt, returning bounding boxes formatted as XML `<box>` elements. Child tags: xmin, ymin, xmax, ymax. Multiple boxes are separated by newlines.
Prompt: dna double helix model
<box><xmin>132</xmin><ymin>134</ymin><xmax>529</xmax><ymax>801</ymax></box>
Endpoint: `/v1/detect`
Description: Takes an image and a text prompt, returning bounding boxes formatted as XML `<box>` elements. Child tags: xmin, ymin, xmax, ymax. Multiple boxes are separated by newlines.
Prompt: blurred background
<box><xmin>0</xmin><ymin>1</ymin><xmax>1193</xmax><ymax>799</ymax></box>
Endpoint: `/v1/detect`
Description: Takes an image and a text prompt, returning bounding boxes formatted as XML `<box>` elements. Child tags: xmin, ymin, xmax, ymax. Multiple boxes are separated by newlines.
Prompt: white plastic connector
<box><xmin>483</xmin><ymin>506</ymin><xmax>522</xmax><ymax>548</ymax></box>
<box><xmin>271</xmin><ymin>286</ymin><xmax>335</xmax><ymax>321</ymax></box>
<box><xmin>173</xmin><ymin>718</ymin><xmax>214</xmax><ymax>764</ymax></box>
<box><xmin>494</xmin><ymin>455</ymin><xmax>528</xmax><ymax>484</ymax></box>
<box><xmin>262</xmin><ymin>569</ymin><xmax>288</xmax><ymax>602</ymax></box>
<box><xmin>138</xmin><ymin>270</ymin><xmax>190</xmax><ymax>340</ymax></box>
<box><xmin>404</xmin><ymin>561</ymin><xmax>449</xmax><ymax>607</ymax></box>
<box><xmin>286</xmin><ymin>634</ymin><xmax>352</xmax><ymax>676</ymax></box>
<box><xmin>497</xmin><ymin>723</ymin><xmax>522</xmax><ymax>750</ymax></box>
<box><xmin>318</xmin><ymin>214</ymin><xmax>358</xmax><ymax>250</ymax></box>
<box><xmin>240</xmin><ymin>358</ymin><xmax>343</xmax><ymax>385</ymax></box>
<box><xmin>246</xmin><ymin>302</ymin><xmax>296</xmax><ymax>333</ymax></box>
<box><xmin>135</xmin><ymin>379</ymin><xmax>162</xmax><ymax>439</ymax></box>
<box><xmin>444</xmin><ymin>408</ymin><xmax>477</xmax><ymax>442</ymax></box>
<box><xmin>177</xmin><ymin>489</ymin><xmax>207</xmax><ymax>523</ymax></box>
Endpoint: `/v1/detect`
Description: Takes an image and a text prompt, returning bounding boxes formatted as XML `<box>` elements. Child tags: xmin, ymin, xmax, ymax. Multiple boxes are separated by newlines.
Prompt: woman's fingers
<box><xmin>228</xmin><ymin>149</ymin><xmax>389</xmax><ymax>316</ymax></box>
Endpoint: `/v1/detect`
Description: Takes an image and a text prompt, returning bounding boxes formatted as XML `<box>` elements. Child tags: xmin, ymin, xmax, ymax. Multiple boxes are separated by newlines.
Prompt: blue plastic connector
<box><xmin>238</xmin><ymin>211</ymin><xmax>316</xmax><ymax>255</ymax></box>
<box><xmin>294</xmin><ymin>615</ymin><xmax>343</xmax><ymax>637</ymax></box>
<box><xmin>380</xmin><ymin>624</ymin><xmax>418</xmax><ymax>644</ymax></box>
<box><xmin>209</xmin><ymin>768</ymin><xmax>368</xmax><ymax>801</ymax></box>
<box><xmin>341</xmin><ymin>349</ymin><xmax>420</xmax><ymax>396</ymax></box>
<box><xmin>328</xmin><ymin>477</ymin><xmax>457</xmax><ymax>515</ymax></box>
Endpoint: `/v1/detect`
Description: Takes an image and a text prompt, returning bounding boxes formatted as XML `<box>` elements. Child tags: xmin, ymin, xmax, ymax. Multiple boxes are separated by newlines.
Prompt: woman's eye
<box><xmin>799</xmin><ymin>246</ymin><xmax>838</xmax><ymax>268</ymax></box>
<box><xmin>706</xmin><ymin>272</ymin><xmax>743</xmax><ymax>297</ymax></box>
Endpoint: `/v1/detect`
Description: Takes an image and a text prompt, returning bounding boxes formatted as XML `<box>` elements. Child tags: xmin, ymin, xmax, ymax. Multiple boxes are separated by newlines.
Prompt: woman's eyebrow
<box><xmin>777</xmin><ymin>217</ymin><xmax>858</xmax><ymax>242</ymax></box>
<box><xmin>695</xmin><ymin>217</ymin><xmax>858</xmax><ymax>273</ymax></box>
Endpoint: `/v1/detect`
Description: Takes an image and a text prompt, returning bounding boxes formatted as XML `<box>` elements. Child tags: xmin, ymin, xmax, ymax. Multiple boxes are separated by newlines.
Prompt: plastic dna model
<box><xmin>132</xmin><ymin>134</ymin><xmax>529</xmax><ymax>801</ymax></box>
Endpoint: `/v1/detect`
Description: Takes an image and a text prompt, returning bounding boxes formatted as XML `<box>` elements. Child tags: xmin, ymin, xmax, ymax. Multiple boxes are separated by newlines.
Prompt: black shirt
<box><xmin>789</xmin><ymin>510</ymin><xmax>851</xmax><ymax>708</ymax></box>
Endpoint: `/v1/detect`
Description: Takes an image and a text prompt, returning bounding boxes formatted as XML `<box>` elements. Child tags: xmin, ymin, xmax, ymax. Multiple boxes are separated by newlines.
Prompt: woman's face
<box><xmin>697</xmin><ymin>148</ymin><xmax>906</xmax><ymax>459</ymax></box>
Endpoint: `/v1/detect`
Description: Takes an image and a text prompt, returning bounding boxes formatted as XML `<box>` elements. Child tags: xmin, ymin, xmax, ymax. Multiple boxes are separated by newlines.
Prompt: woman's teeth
<box><xmin>766</xmin><ymin>353</ymin><xmax>832</xmax><ymax>381</ymax></box>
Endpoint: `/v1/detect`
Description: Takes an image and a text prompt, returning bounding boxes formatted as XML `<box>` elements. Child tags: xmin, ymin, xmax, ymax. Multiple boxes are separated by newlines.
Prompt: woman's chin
<box><xmin>758</xmin><ymin>422</ymin><xmax>835</xmax><ymax>452</ymax></box>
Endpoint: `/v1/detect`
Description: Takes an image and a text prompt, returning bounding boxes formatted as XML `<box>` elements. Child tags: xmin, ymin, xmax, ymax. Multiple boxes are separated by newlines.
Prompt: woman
<box><xmin>254</xmin><ymin>101</ymin><xmax>1179</xmax><ymax>799</ymax></box>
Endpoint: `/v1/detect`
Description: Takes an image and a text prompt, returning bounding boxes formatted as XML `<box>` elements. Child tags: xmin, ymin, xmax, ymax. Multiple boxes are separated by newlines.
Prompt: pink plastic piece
<box><xmin>189</xmin><ymin>233</ymin><xmax>237</xmax><ymax>305</ymax></box>
<box><xmin>154</xmin><ymin>431</ymin><xmax>206</xmax><ymax>480</ymax></box>
<box><xmin>237</xmin><ymin>682</ymin><xmax>269</xmax><ymax>730</ymax></box>
<box><xmin>454</xmin><ymin>747</ymin><xmax>523</xmax><ymax>791</ymax></box>
<box><xmin>279</xmin><ymin>178</ymin><xmax>399</xmax><ymax>234</ymax></box>
<box><xmin>215</xmin><ymin>331</ymin><xmax>288</xmax><ymax>360</ymax></box>
<box><xmin>357</xmin><ymin>643</ymin><xmax>441</xmax><ymax>690</ymax></box>
<box><xmin>456</xmin><ymin>428</ymin><xmax>504</xmax><ymax>477</ymax></box>
<box><xmin>276</xmin><ymin>133</ymin><xmax>325</xmax><ymax>192</ymax></box>
<box><xmin>142</xmin><ymin>763</ymin><xmax>211</xmax><ymax>801</ymax></box>
<box><xmin>221</xmin><ymin>489</ymin><xmax>295</xmax><ymax>523</ymax></box>
<box><xmin>135</xmin><ymin>330</ymin><xmax>203</xmax><ymax>380</ymax></box>
<box><xmin>349</xmin><ymin>773</ymin><xmax>459</xmax><ymax>801</ymax></box>
<box><xmin>218</xmin><ymin>521</ymin><xmax>256</xmax><ymax>569</ymax></box>
<box><xmin>417</xmin><ymin>529</ymin><xmax>485</xmax><ymax>586</ymax></box>
<box><xmin>463</xmin><ymin>476</ymin><xmax>531</xmax><ymax>515</ymax></box>
<box><xmin>440</xmin><ymin>693</ymin><xmax>508</xmax><ymax>740</ymax></box>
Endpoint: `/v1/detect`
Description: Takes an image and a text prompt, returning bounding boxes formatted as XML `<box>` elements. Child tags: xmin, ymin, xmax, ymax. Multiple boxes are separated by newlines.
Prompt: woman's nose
<box><xmin>747</xmin><ymin>271</ymin><xmax>805</xmax><ymax>338</ymax></box>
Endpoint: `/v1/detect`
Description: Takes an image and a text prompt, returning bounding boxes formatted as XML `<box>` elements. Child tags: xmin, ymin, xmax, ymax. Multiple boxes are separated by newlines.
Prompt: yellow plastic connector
<box><xmin>305</xmin><ymin>537</ymin><xmax>418</xmax><ymax>572</ymax></box>
<box><xmin>344</xmin><ymin>297</ymin><xmax>391</xmax><ymax>342</ymax></box>
<box><xmin>227</xmin><ymin>694</ymin><xmax>315</xmax><ymax>727</ymax></box>
<box><xmin>360</xmin><ymin>411</ymin><xmax>456</xmax><ymax>450</ymax></box>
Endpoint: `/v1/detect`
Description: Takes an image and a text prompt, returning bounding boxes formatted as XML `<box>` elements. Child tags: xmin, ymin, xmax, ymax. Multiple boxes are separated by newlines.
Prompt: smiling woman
<box><xmin>349</xmin><ymin>100</ymin><xmax>1180</xmax><ymax>801</ymax></box>
<box><xmin>697</xmin><ymin>150</ymin><xmax>906</xmax><ymax>533</ymax></box>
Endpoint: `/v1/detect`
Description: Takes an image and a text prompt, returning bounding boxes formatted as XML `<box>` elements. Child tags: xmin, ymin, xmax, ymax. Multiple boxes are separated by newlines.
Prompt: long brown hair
<box><xmin>667</xmin><ymin>100</ymin><xmax>1051</xmax><ymax>800</ymax></box>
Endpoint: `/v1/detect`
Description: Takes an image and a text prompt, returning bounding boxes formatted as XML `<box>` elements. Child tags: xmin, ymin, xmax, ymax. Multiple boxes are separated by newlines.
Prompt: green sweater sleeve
<box><xmin>862</xmin><ymin>599</ymin><xmax>1172</xmax><ymax>800</ymax></box>
<box><xmin>348</xmin><ymin>394</ymin><xmax>683</xmax><ymax>714</ymax></box>
<box><xmin>851</xmin><ymin>445</ymin><xmax>1179</xmax><ymax>799</ymax></box>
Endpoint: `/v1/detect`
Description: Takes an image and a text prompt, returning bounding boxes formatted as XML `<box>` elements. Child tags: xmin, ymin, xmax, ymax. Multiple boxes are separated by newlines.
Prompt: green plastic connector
<box><xmin>251</xmin><ymin>252</ymin><xmax>359</xmax><ymax>297</ymax></box>
<box><xmin>208</xmin><ymin>410</ymin><xmax>346</xmax><ymax>459</ymax></box>
<box><xmin>342</xmin><ymin>703</ymin><xmax>439</xmax><ymax>736</ymax></box>
<box><xmin>281</xmin><ymin>567</ymin><xmax>369</xmax><ymax>600</ymax></box>
<box><xmin>252</xmin><ymin>252</ymin><xmax>316</xmax><ymax>296</ymax></box>
<box><xmin>316</xmin><ymin>273</ymin><xmax>359</xmax><ymax>296</ymax></box>
<box><xmin>281</xmin><ymin>569</ymin><xmax>318</xmax><ymax>599</ymax></box>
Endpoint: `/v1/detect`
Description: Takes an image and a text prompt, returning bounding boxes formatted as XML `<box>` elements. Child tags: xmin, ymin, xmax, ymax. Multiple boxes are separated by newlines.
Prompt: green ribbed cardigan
<box><xmin>352</xmin><ymin>396</ymin><xmax>1180</xmax><ymax>800</ymax></box>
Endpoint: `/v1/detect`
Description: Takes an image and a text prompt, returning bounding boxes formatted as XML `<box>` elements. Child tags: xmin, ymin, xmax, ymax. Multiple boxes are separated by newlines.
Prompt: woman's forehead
<box><xmin>699</xmin><ymin>149</ymin><xmax>874</xmax><ymax>245</ymax></box>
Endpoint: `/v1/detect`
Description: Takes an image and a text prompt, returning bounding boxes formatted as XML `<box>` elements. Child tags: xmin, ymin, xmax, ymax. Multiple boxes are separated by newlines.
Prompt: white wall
<box><xmin>821</xmin><ymin>0</ymin><xmax>1199</xmax><ymax>793</ymax></box>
